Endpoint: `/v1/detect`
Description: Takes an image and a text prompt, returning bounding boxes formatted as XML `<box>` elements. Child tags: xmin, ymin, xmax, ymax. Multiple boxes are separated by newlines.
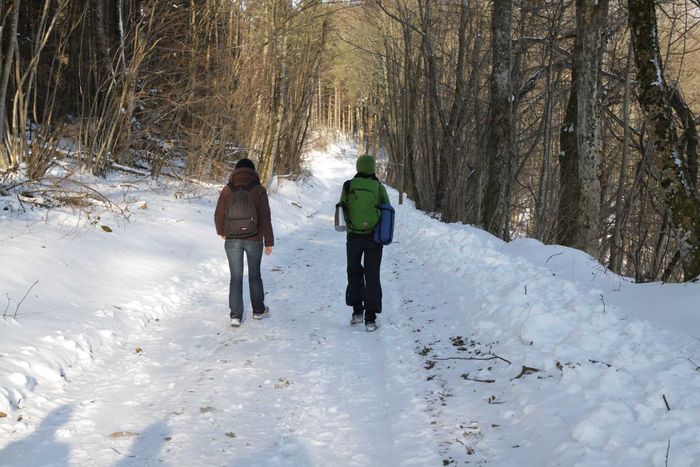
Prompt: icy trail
<box><xmin>1</xmin><ymin>144</ymin><xmax>700</xmax><ymax>466</ymax></box>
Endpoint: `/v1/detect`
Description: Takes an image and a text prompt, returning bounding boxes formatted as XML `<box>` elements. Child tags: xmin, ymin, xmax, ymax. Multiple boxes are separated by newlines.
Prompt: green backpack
<box><xmin>342</xmin><ymin>177</ymin><xmax>381</xmax><ymax>234</ymax></box>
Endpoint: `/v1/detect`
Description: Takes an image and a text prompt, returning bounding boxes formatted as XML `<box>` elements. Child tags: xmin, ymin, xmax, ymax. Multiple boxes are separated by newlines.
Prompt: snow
<box><xmin>1</xmin><ymin>142</ymin><xmax>700</xmax><ymax>466</ymax></box>
<box><xmin>650</xmin><ymin>22</ymin><xmax>665</xmax><ymax>88</ymax></box>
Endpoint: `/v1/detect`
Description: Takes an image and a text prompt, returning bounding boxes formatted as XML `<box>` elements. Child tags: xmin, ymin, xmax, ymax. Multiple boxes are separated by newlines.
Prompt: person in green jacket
<box><xmin>339</xmin><ymin>154</ymin><xmax>390</xmax><ymax>332</ymax></box>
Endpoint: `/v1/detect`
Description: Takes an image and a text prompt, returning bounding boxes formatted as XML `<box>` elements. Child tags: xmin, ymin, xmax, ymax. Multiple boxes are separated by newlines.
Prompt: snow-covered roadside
<box><xmin>0</xmin><ymin>172</ymin><xmax>226</xmax><ymax>420</ymax></box>
<box><xmin>394</xmin><ymin>194</ymin><xmax>700</xmax><ymax>465</ymax></box>
<box><xmin>1</xmin><ymin>142</ymin><xmax>699</xmax><ymax>466</ymax></box>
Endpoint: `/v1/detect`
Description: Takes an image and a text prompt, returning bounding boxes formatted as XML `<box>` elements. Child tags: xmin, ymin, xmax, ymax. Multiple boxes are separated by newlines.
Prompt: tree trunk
<box><xmin>556</xmin><ymin>0</ymin><xmax>609</xmax><ymax>255</ymax></box>
<box><xmin>628</xmin><ymin>0</ymin><xmax>700</xmax><ymax>280</ymax></box>
<box><xmin>482</xmin><ymin>0</ymin><xmax>514</xmax><ymax>240</ymax></box>
<box><xmin>610</xmin><ymin>41</ymin><xmax>634</xmax><ymax>273</ymax></box>
<box><xmin>0</xmin><ymin>0</ymin><xmax>21</xmax><ymax>167</ymax></box>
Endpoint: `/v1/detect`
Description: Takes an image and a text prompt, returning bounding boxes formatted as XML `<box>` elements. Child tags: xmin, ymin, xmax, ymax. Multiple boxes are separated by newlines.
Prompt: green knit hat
<box><xmin>356</xmin><ymin>154</ymin><xmax>376</xmax><ymax>175</ymax></box>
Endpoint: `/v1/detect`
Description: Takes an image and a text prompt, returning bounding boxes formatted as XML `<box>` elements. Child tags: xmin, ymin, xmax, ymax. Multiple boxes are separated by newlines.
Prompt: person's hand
<box><xmin>265</xmin><ymin>246</ymin><xmax>273</xmax><ymax>255</ymax></box>
<box><xmin>220</xmin><ymin>235</ymin><xmax>226</xmax><ymax>240</ymax></box>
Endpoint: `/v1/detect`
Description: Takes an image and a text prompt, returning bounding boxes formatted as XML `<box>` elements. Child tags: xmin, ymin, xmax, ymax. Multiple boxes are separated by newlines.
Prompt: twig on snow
<box><xmin>111</xmin><ymin>447</ymin><xmax>136</xmax><ymax>458</ymax></box>
<box><xmin>545</xmin><ymin>252</ymin><xmax>563</xmax><ymax>263</ymax></box>
<box><xmin>662</xmin><ymin>394</ymin><xmax>671</xmax><ymax>411</ymax></box>
<box><xmin>434</xmin><ymin>354</ymin><xmax>512</xmax><ymax>365</ymax></box>
<box><xmin>461</xmin><ymin>373</ymin><xmax>495</xmax><ymax>384</ymax></box>
<box><xmin>2</xmin><ymin>293</ymin><xmax>10</xmax><ymax>319</ymax></box>
<box><xmin>687</xmin><ymin>357</ymin><xmax>700</xmax><ymax>371</ymax></box>
<box><xmin>665</xmin><ymin>439</ymin><xmax>670</xmax><ymax>467</ymax></box>
<box><xmin>13</xmin><ymin>281</ymin><xmax>39</xmax><ymax>319</ymax></box>
<box><xmin>15</xmin><ymin>194</ymin><xmax>27</xmax><ymax>212</ymax></box>
<box><xmin>511</xmin><ymin>366</ymin><xmax>541</xmax><ymax>380</ymax></box>
<box><xmin>600</xmin><ymin>294</ymin><xmax>606</xmax><ymax>313</ymax></box>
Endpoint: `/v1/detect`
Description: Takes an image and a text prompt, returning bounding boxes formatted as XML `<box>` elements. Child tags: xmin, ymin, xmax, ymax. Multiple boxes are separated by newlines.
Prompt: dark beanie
<box><xmin>235</xmin><ymin>158</ymin><xmax>256</xmax><ymax>171</ymax></box>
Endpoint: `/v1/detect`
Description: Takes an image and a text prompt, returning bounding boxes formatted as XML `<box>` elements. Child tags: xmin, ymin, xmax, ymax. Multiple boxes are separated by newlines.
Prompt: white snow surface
<box><xmin>1</xmin><ymin>142</ymin><xmax>700</xmax><ymax>466</ymax></box>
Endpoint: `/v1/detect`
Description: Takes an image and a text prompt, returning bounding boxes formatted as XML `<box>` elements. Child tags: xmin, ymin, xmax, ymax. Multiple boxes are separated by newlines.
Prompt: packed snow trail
<box><xmin>0</xmin><ymin>149</ymin><xmax>443</xmax><ymax>466</ymax></box>
<box><xmin>2</xmin><ymin>143</ymin><xmax>700</xmax><ymax>466</ymax></box>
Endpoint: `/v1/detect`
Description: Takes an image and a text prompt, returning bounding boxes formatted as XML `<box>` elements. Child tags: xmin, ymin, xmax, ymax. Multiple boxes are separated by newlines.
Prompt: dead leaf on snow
<box><xmin>101</xmin><ymin>225</ymin><xmax>113</xmax><ymax>233</ymax></box>
<box><xmin>109</xmin><ymin>431</ymin><xmax>139</xmax><ymax>438</ymax></box>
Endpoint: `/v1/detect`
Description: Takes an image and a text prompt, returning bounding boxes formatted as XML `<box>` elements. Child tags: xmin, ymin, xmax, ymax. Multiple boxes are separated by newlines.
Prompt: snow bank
<box><xmin>0</xmin><ymin>169</ymin><xmax>224</xmax><ymax>419</ymax></box>
<box><xmin>393</xmin><ymin>191</ymin><xmax>700</xmax><ymax>466</ymax></box>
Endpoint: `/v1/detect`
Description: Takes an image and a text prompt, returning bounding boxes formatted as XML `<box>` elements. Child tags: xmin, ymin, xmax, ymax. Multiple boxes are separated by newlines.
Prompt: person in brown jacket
<box><xmin>214</xmin><ymin>158</ymin><xmax>274</xmax><ymax>327</ymax></box>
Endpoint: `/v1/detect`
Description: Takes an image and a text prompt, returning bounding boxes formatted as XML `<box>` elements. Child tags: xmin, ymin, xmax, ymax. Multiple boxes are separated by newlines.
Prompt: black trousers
<box><xmin>345</xmin><ymin>233</ymin><xmax>383</xmax><ymax>322</ymax></box>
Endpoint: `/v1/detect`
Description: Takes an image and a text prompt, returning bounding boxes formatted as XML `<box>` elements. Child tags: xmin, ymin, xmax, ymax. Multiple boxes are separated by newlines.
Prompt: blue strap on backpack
<box><xmin>373</xmin><ymin>204</ymin><xmax>395</xmax><ymax>245</ymax></box>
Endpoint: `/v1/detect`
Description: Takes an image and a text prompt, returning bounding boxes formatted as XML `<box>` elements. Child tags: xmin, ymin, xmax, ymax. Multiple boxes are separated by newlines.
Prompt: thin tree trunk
<box><xmin>610</xmin><ymin>40</ymin><xmax>634</xmax><ymax>273</ymax></box>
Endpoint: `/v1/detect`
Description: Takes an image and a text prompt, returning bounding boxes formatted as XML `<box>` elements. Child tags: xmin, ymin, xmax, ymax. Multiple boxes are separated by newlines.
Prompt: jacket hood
<box><xmin>229</xmin><ymin>167</ymin><xmax>259</xmax><ymax>187</ymax></box>
<box><xmin>356</xmin><ymin>155</ymin><xmax>376</xmax><ymax>175</ymax></box>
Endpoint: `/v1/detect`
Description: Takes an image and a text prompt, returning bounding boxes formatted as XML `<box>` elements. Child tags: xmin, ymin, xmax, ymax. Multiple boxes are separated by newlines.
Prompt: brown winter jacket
<box><xmin>214</xmin><ymin>168</ymin><xmax>274</xmax><ymax>247</ymax></box>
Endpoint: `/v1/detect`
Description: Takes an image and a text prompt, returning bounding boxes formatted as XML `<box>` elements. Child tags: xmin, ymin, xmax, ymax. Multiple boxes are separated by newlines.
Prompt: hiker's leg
<box><xmin>244</xmin><ymin>240</ymin><xmax>265</xmax><ymax>313</ymax></box>
<box><xmin>363</xmin><ymin>237</ymin><xmax>383</xmax><ymax>321</ymax></box>
<box><xmin>224</xmin><ymin>239</ymin><xmax>244</xmax><ymax>320</ymax></box>
<box><xmin>345</xmin><ymin>234</ymin><xmax>366</xmax><ymax>308</ymax></box>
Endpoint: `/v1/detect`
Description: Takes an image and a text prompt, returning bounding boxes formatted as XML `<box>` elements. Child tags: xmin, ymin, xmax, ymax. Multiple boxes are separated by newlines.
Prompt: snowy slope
<box><xmin>1</xmin><ymin>143</ymin><xmax>699</xmax><ymax>466</ymax></box>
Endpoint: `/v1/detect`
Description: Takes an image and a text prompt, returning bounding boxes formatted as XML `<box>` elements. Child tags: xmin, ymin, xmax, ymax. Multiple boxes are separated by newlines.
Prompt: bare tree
<box><xmin>556</xmin><ymin>0</ymin><xmax>610</xmax><ymax>255</ymax></box>
<box><xmin>482</xmin><ymin>0</ymin><xmax>514</xmax><ymax>240</ymax></box>
<box><xmin>628</xmin><ymin>0</ymin><xmax>700</xmax><ymax>280</ymax></box>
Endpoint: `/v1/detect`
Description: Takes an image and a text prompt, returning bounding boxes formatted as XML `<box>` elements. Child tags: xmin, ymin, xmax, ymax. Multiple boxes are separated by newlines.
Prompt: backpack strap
<box><xmin>341</xmin><ymin>180</ymin><xmax>352</xmax><ymax>229</ymax></box>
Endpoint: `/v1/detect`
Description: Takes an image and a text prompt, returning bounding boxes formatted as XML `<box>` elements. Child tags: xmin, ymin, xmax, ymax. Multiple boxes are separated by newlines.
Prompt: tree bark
<box><xmin>482</xmin><ymin>0</ymin><xmax>514</xmax><ymax>240</ymax></box>
<box><xmin>628</xmin><ymin>0</ymin><xmax>700</xmax><ymax>280</ymax></box>
<box><xmin>610</xmin><ymin>40</ymin><xmax>634</xmax><ymax>274</ymax></box>
<box><xmin>556</xmin><ymin>0</ymin><xmax>609</xmax><ymax>255</ymax></box>
<box><xmin>0</xmin><ymin>0</ymin><xmax>21</xmax><ymax>162</ymax></box>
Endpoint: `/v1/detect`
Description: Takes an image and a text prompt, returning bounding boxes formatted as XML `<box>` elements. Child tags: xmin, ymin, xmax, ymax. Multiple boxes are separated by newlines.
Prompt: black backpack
<box><xmin>224</xmin><ymin>180</ymin><xmax>259</xmax><ymax>238</ymax></box>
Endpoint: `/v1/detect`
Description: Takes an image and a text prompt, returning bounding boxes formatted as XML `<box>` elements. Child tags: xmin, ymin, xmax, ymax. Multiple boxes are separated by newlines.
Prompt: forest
<box><xmin>3</xmin><ymin>0</ymin><xmax>700</xmax><ymax>283</ymax></box>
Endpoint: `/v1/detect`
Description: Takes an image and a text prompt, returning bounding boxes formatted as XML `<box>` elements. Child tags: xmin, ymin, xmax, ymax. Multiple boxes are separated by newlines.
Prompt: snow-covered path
<box><xmin>2</xmin><ymin>143</ymin><xmax>700</xmax><ymax>466</ymax></box>
<box><xmin>0</xmin><ymin>149</ymin><xmax>442</xmax><ymax>466</ymax></box>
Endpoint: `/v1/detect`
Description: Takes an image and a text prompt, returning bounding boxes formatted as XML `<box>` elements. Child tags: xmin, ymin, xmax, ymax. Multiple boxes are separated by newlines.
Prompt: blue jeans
<box><xmin>224</xmin><ymin>239</ymin><xmax>265</xmax><ymax>319</ymax></box>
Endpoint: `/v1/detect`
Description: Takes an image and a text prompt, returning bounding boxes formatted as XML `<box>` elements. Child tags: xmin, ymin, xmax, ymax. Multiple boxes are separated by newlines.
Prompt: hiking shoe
<box><xmin>365</xmin><ymin>321</ymin><xmax>378</xmax><ymax>332</ymax></box>
<box><xmin>230</xmin><ymin>318</ymin><xmax>241</xmax><ymax>327</ymax></box>
<box><xmin>252</xmin><ymin>306</ymin><xmax>269</xmax><ymax>320</ymax></box>
<box><xmin>350</xmin><ymin>313</ymin><xmax>364</xmax><ymax>326</ymax></box>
